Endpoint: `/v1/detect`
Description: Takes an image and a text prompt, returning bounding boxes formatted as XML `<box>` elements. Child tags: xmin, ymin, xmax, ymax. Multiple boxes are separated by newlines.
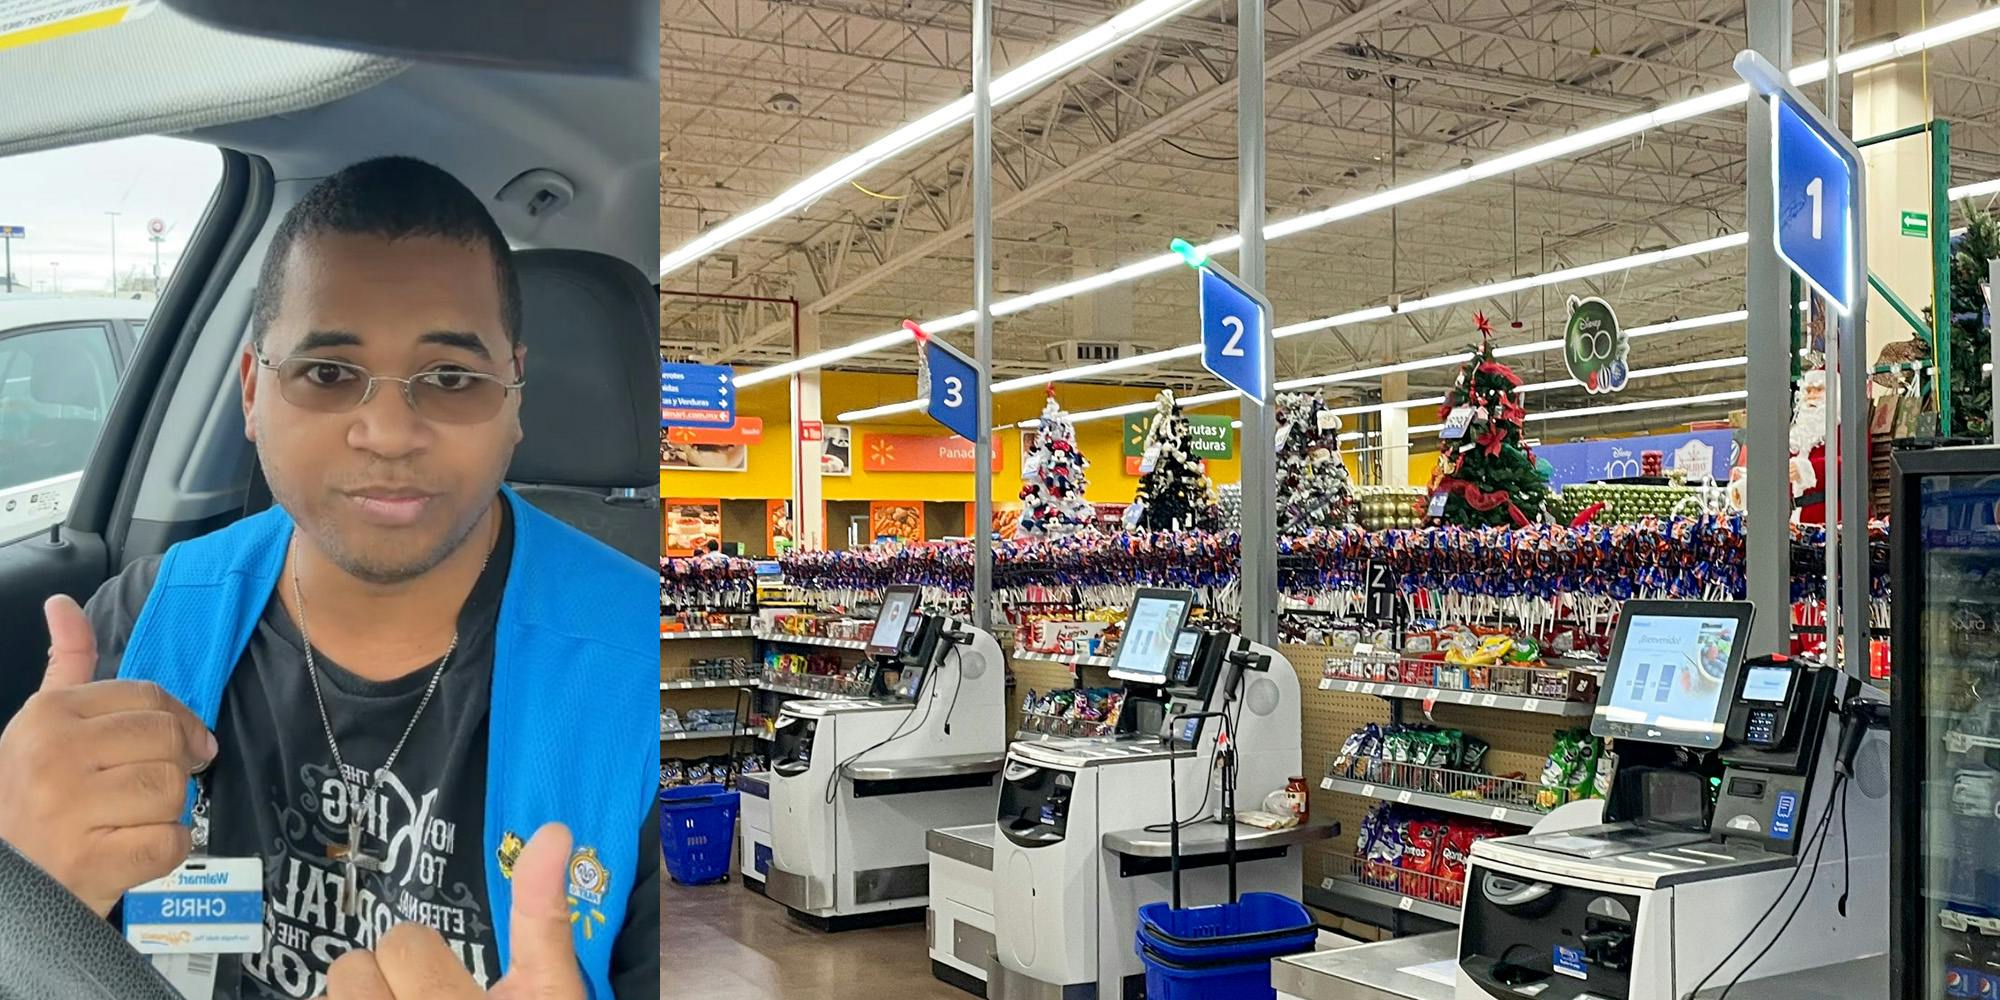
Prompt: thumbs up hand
<box><xmin>0</xmin><ymin>595</ymin><xmax>217</xmax><ymax>916</ymax></box>
<box><xmin>321</xmin><ymin>824</ymin><xmax>586</xmax><ymax>999</ymax></box>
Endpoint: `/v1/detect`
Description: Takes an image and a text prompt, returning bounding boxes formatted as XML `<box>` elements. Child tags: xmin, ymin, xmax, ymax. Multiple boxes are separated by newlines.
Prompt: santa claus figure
<box><xmin>1790</xmin><ymin>368</ymin><xmax>1827</xmax><ymax>523</ymax></box>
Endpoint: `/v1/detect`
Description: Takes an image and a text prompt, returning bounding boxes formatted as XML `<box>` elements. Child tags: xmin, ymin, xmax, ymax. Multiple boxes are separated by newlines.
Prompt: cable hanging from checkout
<box><xmin>1680</xmin><ymin>773</ymin><xmax>1853</xmax><ymax>1000</ymax></box>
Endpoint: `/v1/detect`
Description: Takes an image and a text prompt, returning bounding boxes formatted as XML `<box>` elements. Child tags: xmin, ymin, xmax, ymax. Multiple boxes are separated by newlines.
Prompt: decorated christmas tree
<box><xmin>1275</xmin><ymin>391</ymin><xmax>1357</xmax><ymax>534</ymax></box>
<box><xmin>1217</xmin><ymin>483</ymin><xmax>1243</xmax><ymax>533</ymax></box>
<box><xmin>1949</xmin><ymin>204</ymin><xmax>2000</xmax><ymax>439</ymax></box>
<box><xmin>1129</xmin><ymin>389</ymin><xmax>1222</xmax><ymax>532</ymax></box>
<box><xmin>1426</xmin><ymin>313</ymin><xmax>1552</xmax><ymax>527</ymax></box>
<box><xmin>1017</xmin><ymin>388</ymin><xmax>1097</xmax><ymax>538</ymax></box>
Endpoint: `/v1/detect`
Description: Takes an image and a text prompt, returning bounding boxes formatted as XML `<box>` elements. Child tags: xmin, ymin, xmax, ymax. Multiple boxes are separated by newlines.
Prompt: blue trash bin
<box><xmin>660</xmin><ymin>784</ymin><xmax>740</xmax><ymax>886</ymax></box>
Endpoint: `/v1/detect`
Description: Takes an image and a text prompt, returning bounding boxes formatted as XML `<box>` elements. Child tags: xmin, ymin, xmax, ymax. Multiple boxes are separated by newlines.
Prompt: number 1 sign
<box><xmin>1769</xmin><ymin>86</ymin><xmax>1861</xmax><ymax>314</ymax></box>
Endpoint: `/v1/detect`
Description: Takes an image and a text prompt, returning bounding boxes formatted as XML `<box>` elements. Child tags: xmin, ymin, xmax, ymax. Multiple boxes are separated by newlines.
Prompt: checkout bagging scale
<box><xmin>763</xmin><ymin>585</ymin><xmax>1010</xmax><ymax>929</ymax></box>
<box><xmin>929</xmin><ymin>588</ymin><xmax>1335</xmax><ymax>1000</ymax></box>
<box><xmin>1273</xmin><ymin>599</ymin><xmax>1892</xmax><ymax>1000</ymax></box>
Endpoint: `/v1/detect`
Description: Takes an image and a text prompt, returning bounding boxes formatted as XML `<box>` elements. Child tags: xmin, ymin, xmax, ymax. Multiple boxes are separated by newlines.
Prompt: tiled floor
<box><xmin>661</xmin><ymin>873</ymin><xmax>972</xmax><ymax>1000</ymax></box>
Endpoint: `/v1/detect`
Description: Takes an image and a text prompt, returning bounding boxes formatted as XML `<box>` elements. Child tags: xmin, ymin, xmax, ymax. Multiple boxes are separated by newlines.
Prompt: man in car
<box><xmin>0</xmin><ymin>157</ymin><xmax>658</xmax><ymax>999</ymax></box>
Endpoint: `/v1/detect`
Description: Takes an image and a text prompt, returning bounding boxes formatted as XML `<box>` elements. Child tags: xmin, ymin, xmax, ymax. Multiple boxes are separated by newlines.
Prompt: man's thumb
<box><xmin>496</xmin><ymin>822</ymin><xmax>585</xmax><ymax>999</ymax></box>
<box><xmin>40</xmin><ymin>595</ymin><xmax>97</xmax><ymax>691</ymax></box>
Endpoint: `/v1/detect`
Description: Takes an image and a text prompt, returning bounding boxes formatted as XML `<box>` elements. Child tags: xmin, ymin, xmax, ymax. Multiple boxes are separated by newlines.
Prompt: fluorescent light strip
<box><xmin>835</xmin><ymin>262</ymin><xmax>1748</xmax><ymax>421</ymax></box>
<box><xmin>1274</xmin><ymin>234</ymin><xmax>1746</xmax><ymax>340</ymax></box>
<box><xmin>662</xmin><ymin>0</ymin><xmax>1207</xmax><ymax>278</ymax></box>
<box><xmin>1516</xmin><ymin>355</ymin><xmax>1747</xmax><ymax>394</ymax></box>
<box><xmin>745</xmin><ymin>7</ymin><xmax>2000</xmax><ymax>382</ymax></box>
<box><xmin>1409</xmin><ymin>390</ymin><xmax>1748</xmax><ymax>433</ymax></box>
<box><xmin>1952</xmin><ymin>177</ymin><xmax>2000</xmax><ymax>200</ymax></box>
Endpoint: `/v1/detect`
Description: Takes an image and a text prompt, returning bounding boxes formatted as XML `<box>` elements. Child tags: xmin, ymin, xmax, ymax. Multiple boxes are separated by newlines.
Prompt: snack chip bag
<box><xmin>1434</xmin><ymin>823</ymin><xmax>1479</xmax><ymax>908</ymax></box>
<box><xmin>1399</xmin><ymin>819</ymin><xmax>1443</xmax><ymax>900</ymax></box>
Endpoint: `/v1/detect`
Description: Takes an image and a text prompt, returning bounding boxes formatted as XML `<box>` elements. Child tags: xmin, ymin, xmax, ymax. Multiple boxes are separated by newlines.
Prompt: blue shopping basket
<box><xmin>660</xmin><ymin>784</ymin><xmax>739</xmax><ymax>886</ymax></box>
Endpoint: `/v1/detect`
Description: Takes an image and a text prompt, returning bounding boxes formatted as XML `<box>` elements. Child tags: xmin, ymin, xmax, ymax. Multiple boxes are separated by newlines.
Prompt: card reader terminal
<box><xmin>1727</xmin><ymin>655</ymin><xmax>1805</xmax><ymax>750</ymax></box>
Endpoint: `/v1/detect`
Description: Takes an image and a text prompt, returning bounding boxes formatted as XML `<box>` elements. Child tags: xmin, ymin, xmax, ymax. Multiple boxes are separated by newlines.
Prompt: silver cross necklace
<box><xmin>288</xmin><ymin>538</ymin><xmax>486</xmax><ymax>917</ymax></box>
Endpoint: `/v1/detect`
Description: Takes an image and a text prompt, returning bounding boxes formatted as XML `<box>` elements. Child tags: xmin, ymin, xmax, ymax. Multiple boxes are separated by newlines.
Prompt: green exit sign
<box><xmin>1901</xmin><ymin>210</ymin><xmax>1930</xmax><ymax>238</ymax></box>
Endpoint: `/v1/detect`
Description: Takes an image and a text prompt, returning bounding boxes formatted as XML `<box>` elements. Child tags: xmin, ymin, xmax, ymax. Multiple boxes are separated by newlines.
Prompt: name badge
<box><xmin>123</xmin><ymin>856</ymin><xmax>264</xmax><ymax>955</ymax></box>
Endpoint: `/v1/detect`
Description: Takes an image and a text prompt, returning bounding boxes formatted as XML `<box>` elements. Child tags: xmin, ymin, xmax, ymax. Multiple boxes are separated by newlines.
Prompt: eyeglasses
<box><xmin>256</xmin><ymin>354</ymin><xmax>525</xmax><ymax>425</ymax></box>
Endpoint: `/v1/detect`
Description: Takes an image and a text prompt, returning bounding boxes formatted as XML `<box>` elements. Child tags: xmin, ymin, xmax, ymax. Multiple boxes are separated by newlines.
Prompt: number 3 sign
<box><xmin>920</xmin><ymin>335</ymin><xmax>983</xmax><ymax>442</ymax></box>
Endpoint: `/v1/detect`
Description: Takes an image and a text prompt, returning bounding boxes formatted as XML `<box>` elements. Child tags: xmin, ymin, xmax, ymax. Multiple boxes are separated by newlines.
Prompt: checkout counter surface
<box><xmin>926</xmin><ymin>823</ymin><xmax>994</xmax><ymax>871</ymax></box>
<box><xmin>1100</xmin><ymin>822</ymin><xmax>1336</xmax><ymax>858</ymax></box>
<box><xmin>1270</xmin><ymin>934</ymin><xmax>1887</xmax><ymax>1000</ymax></box>
<box><xmin>843</xmin><ymin>752</ymin><xmax>1006</xmax><ymax>782</ymax></box>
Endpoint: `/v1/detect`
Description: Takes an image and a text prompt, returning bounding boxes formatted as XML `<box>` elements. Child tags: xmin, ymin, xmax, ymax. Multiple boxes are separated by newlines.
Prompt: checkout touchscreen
<box><xmin>866</xmin><ymin>586</ymin><xmax>919</xmax><ymax>657</ymax></box>
<box><xmin>1594</xmin><ymin>609</ymin><xmax>1747</xmax><ymax>749</ymax></box>
<box><xmin>1109</xmin><ymin>591</ymin><xmax>1192</xmax><ymax>684</ymax></box>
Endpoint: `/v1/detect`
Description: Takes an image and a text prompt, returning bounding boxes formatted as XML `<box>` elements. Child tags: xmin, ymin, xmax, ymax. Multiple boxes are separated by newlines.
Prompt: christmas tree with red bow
<box><xmin>1425</xmin><ymin>313</ymin><xmax>1551</xmax><ymax>528</ymax></box>
<box><xmin>1017</xmin><ymin>387</ymin><xmax>1097</xmax><ymax>538</ymax></box>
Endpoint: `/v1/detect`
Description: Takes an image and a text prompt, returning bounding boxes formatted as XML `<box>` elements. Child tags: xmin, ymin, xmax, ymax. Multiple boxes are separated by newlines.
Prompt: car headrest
<box><xmin>30</xmin><ymin>346</ymin><xmax>105</xmax><ymax>410</ymax></box>
<box><xmin>507</xmin><ymin>249</ymin><xmax>656</xmax><ymax>489</ymax></box>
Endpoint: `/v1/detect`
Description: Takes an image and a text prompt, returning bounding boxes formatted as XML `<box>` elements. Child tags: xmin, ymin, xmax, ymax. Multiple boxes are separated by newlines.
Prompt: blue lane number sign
<box><xmin>1770</xmin><ymin>90</ymin><xmax>1859</xmax><ymax>314</ymax></box>
<box><xmin>923</xmin><ymin>336</ymin><xmax>982</xmax><ymax>443</ymax></box>
<box><xmin>1198</xmin><ymin>266</ymin><xmax>1271</xmax><ymax>401</ymax></box>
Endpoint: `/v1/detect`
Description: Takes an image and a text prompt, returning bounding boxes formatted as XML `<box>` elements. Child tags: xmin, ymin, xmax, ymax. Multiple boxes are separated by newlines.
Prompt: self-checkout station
<box><xmin>1271</xmin><ymin>599</ymin><xmax>1891</xmax><ymax>1000</ymax></box>
<box><xmin>920</xmin><ymin>588</ymin><xmax>1335</xmax><ymax>999</ymax></box>
<box><xmin>764</xmin><ymin>585</ymin><xmax>1010</xmax><ymax>929</ymax></box>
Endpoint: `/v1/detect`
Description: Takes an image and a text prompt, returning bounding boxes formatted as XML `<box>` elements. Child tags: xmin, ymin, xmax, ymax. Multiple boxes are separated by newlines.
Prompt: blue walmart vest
<box><xmin>116</xmin><ymin>487</ymin><xmax>655</xmax><ymax>999</ymax></box>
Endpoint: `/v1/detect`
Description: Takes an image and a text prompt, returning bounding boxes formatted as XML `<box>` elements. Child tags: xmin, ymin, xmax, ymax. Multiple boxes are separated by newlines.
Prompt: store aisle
<box><xmin>661</xmin><ymin>875</ymin><xmax>967</xmax><ymax>1000</ymax></box>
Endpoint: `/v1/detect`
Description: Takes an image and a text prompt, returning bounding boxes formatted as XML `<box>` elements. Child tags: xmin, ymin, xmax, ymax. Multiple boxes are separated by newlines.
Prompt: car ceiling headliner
<box><xmin>0</xmin><ymin>3</ymin><xmax>658</xmax><ymax>274</ymax></box>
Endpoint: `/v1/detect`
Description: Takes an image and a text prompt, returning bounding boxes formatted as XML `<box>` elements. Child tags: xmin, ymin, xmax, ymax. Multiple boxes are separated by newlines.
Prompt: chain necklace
<box><xmin>288</xmin><ymin>536</ymin><xmax>489</xmax><ymax>917</ymax></box>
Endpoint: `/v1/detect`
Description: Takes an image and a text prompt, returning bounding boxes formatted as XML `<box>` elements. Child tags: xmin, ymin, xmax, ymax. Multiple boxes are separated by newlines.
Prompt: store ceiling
<box><xmin>663</xmin><ymin>0</ymin><xmax>2000</xmax><ymax>421</ymax></box>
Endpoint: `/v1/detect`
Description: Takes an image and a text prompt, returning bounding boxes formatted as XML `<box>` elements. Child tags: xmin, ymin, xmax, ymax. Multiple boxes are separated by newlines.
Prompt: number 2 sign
<box><xmin>1198</xmin><ymin>266</ymin><xmax>1272</xmax><ymax>401</ymax></box>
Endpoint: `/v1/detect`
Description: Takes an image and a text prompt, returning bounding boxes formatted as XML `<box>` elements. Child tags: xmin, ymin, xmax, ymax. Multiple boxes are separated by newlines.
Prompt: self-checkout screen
<box><xmin>1596</xmin><ymin>609</ymin><xmax>1747</xmax><ymax>748</ymax></box>
<box><xmin>867</xmin><ymin>586</ymin><xmax>918</xmax><ymax>657</ymax></box>
<box><xmin>1110</xmin><ymin>590</ymin><xmax>1192</xmax><ymax>685</ymax></box>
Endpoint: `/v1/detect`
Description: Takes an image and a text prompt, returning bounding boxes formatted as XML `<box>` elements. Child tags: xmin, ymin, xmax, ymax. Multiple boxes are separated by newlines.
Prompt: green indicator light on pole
<box><xmin>1170</xmin><ymin>238</ymin><xmax>1207</xmax><ymax>270</ymax></box>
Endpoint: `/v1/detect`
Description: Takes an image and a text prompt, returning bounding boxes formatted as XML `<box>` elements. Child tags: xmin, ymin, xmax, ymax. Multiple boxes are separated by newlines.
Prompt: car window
<box><xmin>0</xmin><ymin>324</ymin><xmax>117</xmax><ymax>543</ymax></box>
<box><xmin>0</xmin><ymin>136</ymin><xmax>220</xmax><ymax>546</ymax></box>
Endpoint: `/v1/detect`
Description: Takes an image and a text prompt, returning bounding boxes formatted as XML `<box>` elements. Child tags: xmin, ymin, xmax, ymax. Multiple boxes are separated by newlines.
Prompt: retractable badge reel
<box><xmin>123</xmin><ymin>781</ymin><xmax>264</xmax><ymax>999</ymax></box>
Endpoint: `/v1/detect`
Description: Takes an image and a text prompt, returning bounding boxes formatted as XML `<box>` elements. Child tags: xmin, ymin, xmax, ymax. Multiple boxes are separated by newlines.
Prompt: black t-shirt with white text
<box><xmin>87</xmin><ymin>505</ymin><xmax>658</xmax><ymax>998</ymax></box>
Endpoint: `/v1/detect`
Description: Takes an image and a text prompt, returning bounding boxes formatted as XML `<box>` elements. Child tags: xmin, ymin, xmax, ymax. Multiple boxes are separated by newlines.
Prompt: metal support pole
<box><xmin>1991</xmin><ymin>259</ymin><xmax>1999</xmax><ymax>443</ymax></box>
<box><xmin>1839</xmin><ymin>170</ymin><xmax>1871</xmax><ymax>681</ymax></box>
<box><xmin>1745</xmin><ymin>0</ymin><xmax>1793</xmax><ymax>657</ymax></box>
<box><xmin>1237</xmin><ymin>0</ymin><xmax>1275</xmax><ymax>645</ymax></box>
<box><xmin>1819</xmin><ymin>0</ymin><xmax>1842</xmax><ymax>672</ymax></box>
<box><xmin>1819</xmin><ymin>0</ymin><xmax>1870</xmax><ymax>682</ymax></box>
<box><xmin>971</xmin><ymin>0</ymin><xmax>994</xmax><ymax>629</ymax></box>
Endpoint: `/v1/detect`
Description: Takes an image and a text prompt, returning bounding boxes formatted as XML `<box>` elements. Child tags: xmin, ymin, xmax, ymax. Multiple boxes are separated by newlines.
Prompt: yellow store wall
<box><xmin>662</xmin><ymin>372</ymin><xmax>1245</xmax><ymax>504</ymax></box>
<box><xmin>661</xmin><ymin>369</ymin><xmax>1717</xmax><ymax>505</ymax></box>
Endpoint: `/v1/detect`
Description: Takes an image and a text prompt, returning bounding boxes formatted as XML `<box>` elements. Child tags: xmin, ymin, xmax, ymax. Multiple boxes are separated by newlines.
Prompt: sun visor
<box><xmin>0</xmin><ymin>1</ymin><xmax>403</xmax><ymax>159</ymax></box>
<box><xmin>161</xmin><ymin>0</ymin><xmax>651</xmax><ymax>78</ymax></box>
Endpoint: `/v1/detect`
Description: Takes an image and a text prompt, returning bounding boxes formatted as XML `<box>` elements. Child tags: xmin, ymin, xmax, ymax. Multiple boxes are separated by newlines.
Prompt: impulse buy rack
<box><xmin>671</xmin><ymin>530</ymin><xmax>1892</xmax><ymax>935</ymax></box>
